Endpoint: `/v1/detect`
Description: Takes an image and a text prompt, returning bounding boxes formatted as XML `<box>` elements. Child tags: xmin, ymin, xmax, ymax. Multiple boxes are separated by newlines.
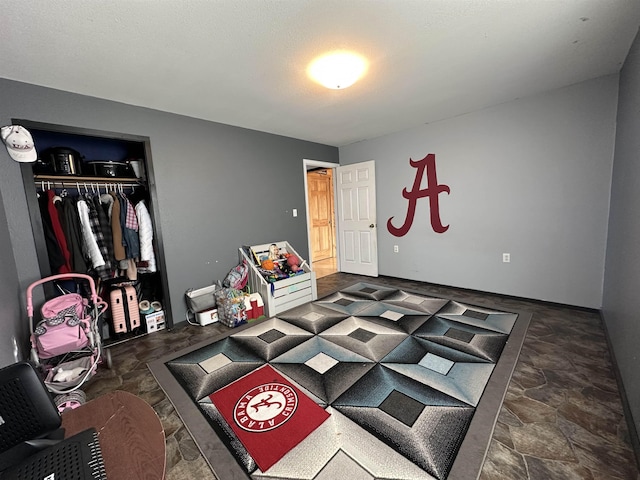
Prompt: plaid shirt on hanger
<box><xmin>123</xmin><ymin>194</ymin><xmax>139</xmax><ymax>231</ymax></box>
<box><xmin>85</xmin><ymin>194</ymin><xmax>113</xmax><ymax>280</ymax></box>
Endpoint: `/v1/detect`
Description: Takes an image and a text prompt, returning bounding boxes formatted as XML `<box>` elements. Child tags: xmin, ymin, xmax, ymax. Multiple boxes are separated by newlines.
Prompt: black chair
<box><xmin>0</xmin><ymin>361</ymin><xmax>64</xmax><ymax>472</ymax></box>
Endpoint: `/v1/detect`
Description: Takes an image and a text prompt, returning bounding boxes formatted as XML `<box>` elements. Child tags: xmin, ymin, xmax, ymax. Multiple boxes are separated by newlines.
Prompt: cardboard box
<box><xmin>145</xmin><ymin>310</ymin><xmax>166</xmax><ymax>333</ymax></box>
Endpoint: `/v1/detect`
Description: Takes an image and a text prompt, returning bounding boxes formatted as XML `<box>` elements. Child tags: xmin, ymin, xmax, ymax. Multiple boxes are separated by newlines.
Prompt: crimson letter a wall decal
<box><xmin>387</xmin><ymin>154</ymin><xmax>450</xmax><ymax>236</ymax></box>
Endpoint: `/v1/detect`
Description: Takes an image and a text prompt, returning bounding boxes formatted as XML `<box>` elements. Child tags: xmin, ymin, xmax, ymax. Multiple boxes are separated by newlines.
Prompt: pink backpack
<box><xmin>223</xmin><ymin>260</ymin><xmax>249</xmax><ymax>290</ymax></box>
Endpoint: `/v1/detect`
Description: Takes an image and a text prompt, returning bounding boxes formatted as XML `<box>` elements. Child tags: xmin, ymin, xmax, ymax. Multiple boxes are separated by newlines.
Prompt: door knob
<box><xmin>369</xmin><ymin>224</ymin><xmax>375</xmax><ymax>228</ymax></box>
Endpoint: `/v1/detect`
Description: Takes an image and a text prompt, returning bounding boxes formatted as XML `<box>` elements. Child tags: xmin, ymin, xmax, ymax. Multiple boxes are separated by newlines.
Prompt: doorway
<box><xmin>307</xmin><ymin>168</ymin><xmax>337</xmax><ymax>278</ymax></box>
<box><xmin>304</xmin><ymin>159</ymin><xmax>339</xmax><ymax>278</ymax></box>
<box><xmin>304</xmin><ymin>159</ymin><xmax>379</xmax><ymax>279</ymax></box>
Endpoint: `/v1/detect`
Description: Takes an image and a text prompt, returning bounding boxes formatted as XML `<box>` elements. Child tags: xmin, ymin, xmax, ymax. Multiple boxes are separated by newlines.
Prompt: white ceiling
<box><xmin>2</xmin><ymin>1</ymin><xmax>639</xmax><ymax>147</ymax></box>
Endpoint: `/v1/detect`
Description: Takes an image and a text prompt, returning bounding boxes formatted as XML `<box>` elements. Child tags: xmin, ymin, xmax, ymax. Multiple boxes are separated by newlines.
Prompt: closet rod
<box><xmin>33</xmin><ymin>175</ymin><xmax>142</xmax><ymax>191</ymax></box>
<box><xmin>35</xmin><ymin>180</ymin><xmax>139</xmax><ymax>189</ymax></box>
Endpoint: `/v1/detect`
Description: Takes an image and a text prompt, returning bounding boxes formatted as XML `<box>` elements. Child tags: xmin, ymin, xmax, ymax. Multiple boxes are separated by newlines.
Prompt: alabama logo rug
<box><xmin>210</xmin><ymin>364</ymin><xmax>330</xmax><ymax>471</ymax></box>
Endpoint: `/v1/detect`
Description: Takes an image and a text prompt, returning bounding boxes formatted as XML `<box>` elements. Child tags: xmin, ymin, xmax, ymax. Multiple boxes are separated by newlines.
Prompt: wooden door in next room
<box><xmin>307</xmin><ymin>169</ymin><xmax>335</xmax><ymax>262</ymax></box>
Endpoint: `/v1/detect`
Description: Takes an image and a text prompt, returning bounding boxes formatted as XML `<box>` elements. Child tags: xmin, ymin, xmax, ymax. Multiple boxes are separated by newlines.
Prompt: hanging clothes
<box><xmin>37</xmin><ymin>194</ymin><xmax>66</xmax><ymax>274</ymax></box>
<box><xmin>36</xmin><ymin>183</ymin><xmax>158</xmax><ymax>282</ymax></box>
<box><xmin>119</xmin><ymin>193</ymin><xmax>140</xmax><ymax>259</ymax></box>
<box><xmin>135</xmin><ymin>200</ymin><xmax>157</xmax><ymax>273</ymax></box>
<box><xmin>93</xmin><ymin>194</ymin><xmax>115</xmax><ymax>271</ymax></box>
<box><xmin>62</xmin><ymin>196</ymin><xmax>89</xmax><ymax>273</ymax></box>
<box><xmin>84</xmin><ymin>194</ymin><xmax>114</xmax><ymax>281</ymax></box>
<box><xmin>77</xmin><ymin>197</ymin><xmax>106</xmax><ymax>270</ymax></box>
<box><xmin>109</xmin><ymin>192</ymin><xmax>126</xmax><ymax>263</ymax></box>
<box><xmin>46</xmin><ymin>190</ymin><xmax>72</xmax><ymax>274</ymax></box>
<box><xmin>53</xmin><ymin>194</ymin><xmax>73</xmax><ymax>270</ymax></box>
<box><xmin>99</xmin><ymin>193</ymin><xmax>114</xmax><ymax>219</ymax></box>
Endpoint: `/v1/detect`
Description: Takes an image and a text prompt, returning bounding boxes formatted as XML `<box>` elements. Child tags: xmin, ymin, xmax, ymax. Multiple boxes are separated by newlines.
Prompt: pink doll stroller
<box><xmin>27</xmin><ymin>273</ymin><xmax>110</xmax><ymax>411</ymax></box>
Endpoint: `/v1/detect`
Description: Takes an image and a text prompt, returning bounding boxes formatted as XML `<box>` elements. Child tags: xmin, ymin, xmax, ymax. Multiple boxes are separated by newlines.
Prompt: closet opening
<box><xmin>16</xmin><ymin>119</ymin><xmax>172</xmax><ymax>346</ymax></box>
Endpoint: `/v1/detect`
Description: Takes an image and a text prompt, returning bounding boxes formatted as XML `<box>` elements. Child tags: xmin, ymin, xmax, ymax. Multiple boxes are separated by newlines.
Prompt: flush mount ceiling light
<box><xmin>307</xmin><ymin>51</ymin><xmax>368</xmax><ymax>89</ymax></box>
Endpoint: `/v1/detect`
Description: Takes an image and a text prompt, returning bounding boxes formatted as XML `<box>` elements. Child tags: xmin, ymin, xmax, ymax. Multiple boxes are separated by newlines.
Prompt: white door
<box><xmin>336</xmin><ymin>161</ymin><xmax>378</xmax><ymax>276</ymax></box>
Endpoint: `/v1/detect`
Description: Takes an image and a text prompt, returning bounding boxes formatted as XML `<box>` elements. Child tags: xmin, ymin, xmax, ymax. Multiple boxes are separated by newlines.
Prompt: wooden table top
<box><xmin>61</xmin><ymin>390</ymin><xmax>166</xmax><ymax>480</ymax></box>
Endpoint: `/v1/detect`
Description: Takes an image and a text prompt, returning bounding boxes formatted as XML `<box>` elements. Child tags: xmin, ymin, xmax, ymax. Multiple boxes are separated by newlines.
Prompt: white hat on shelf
<box><xmin>1</xmin><ymin>125</ymin><xmax>37</xmax><ymax>162</ymax></box>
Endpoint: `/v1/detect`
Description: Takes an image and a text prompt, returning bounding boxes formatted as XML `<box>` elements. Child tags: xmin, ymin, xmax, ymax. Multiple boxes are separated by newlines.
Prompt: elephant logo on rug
<box><xmin>233</xmin><ymin>382</ymin><xmax>299</xmax><ymax>432</ymax></box>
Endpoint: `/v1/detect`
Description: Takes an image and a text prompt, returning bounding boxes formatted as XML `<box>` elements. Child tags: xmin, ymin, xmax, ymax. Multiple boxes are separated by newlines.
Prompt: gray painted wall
<box><xmin>602</xmin><ymin>29</ymin><xmax>640</xmax><ymax>440</ymax></box>
<box><xmin>0</xmin><ymin>79</ymin><xmax>338</xmax><ymax>366</ymax></box>
<box><xmin>340</xmin><ymin>75</ymin><xmax>618</xmax><ymax>309</ymax></box>
<box><xmin>0</xmin><ymin>188</ymin><xmax>25</xmax><ymax>366</ymax></box>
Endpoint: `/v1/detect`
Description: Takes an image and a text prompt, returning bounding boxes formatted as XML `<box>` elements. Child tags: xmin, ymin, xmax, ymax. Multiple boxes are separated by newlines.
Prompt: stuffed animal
<box><xmin>53</xmin><ymin>366</ymin><xmax>87</xmax><ymax>383</ymax></box>
<box><xmin>286</xmin><ymin>255</ymin><xmax>301</xmax><ymax>272</ymax></box>
<box><xmin>261</xmin><ymin>259</ymin><xmax>275</xmax><ymax>270</ymax></box>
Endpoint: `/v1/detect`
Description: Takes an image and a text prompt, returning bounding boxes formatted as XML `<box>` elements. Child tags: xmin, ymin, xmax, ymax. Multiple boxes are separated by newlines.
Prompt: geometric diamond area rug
<box><xmin>149</xmin><ymin>282</ymin><xmax>531</xmax><ymax>480</ymax></box>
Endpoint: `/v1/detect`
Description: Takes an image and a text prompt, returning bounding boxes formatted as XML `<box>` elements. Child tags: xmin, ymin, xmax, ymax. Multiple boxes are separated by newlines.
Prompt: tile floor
<box><xmin>83</xmin><ymin>273</ymin><xmax>640</xmax><ymax>480</ymax></box>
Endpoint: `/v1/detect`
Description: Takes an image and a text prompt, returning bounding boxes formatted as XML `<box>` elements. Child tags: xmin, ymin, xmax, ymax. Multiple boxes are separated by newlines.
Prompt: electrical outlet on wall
<box><xmin>502</xmin><ymin>253</ymin><xmax>511</xmax><ymax>263</ymax></box>
<box><xmin>394</xmin><ymin>245</ymin><xmax>399</xmax><ymax>253</ymax></box>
